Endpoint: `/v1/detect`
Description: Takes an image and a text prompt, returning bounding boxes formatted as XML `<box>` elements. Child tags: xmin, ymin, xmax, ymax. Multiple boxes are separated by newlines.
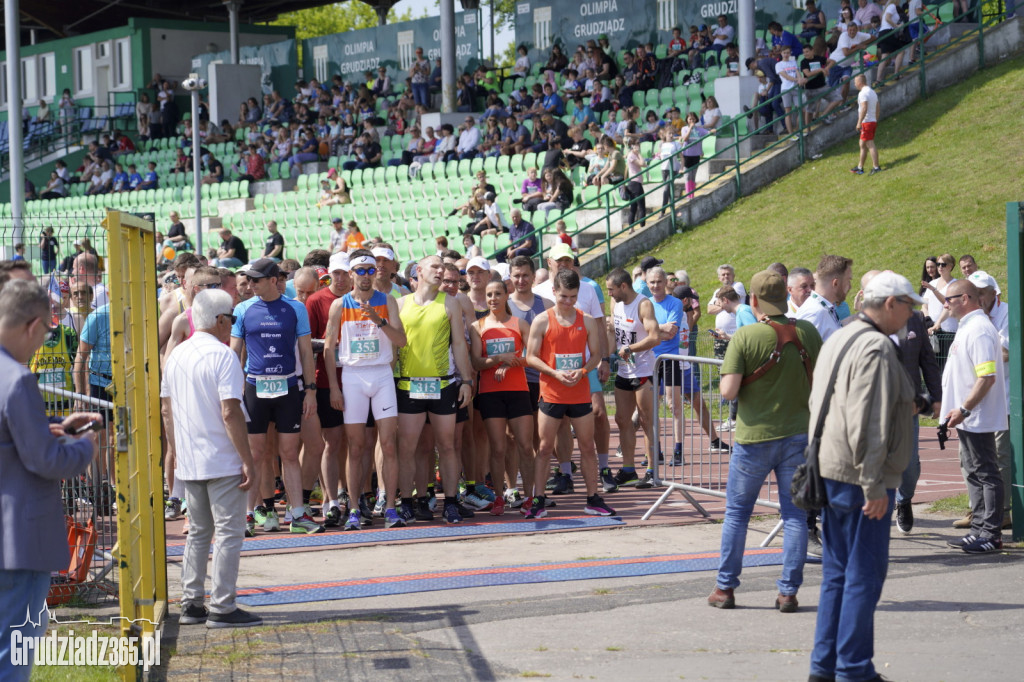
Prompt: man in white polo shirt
<box><xmin>161</xmin><ymin>289</ymin><xmax>261</xmax><ymax>628</ymax></box>
<box><xmin>941</xmin><ymin>279</ymin><xmax>1007</xmax><ymax>553</ymax></box>
<box><xmin>796</xmin><ymin>255</ymin><xmax>853</xmax><ymax>343</ymax></box>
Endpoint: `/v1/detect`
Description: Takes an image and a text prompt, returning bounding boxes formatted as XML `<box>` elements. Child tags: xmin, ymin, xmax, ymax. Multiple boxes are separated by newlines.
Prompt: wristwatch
<box><xmin>959</xmin><ymin>406</ymin><xmax>972</xmax><ymax>417</ymax></box>
<box><xmin>376</xmin><ymin>318</ymin><xmax>388</xmax><ymax>328</ymax></box>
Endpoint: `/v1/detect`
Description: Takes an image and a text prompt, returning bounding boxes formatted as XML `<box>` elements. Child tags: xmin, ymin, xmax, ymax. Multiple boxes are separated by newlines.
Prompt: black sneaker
<box><xmin>206</xmin><ymin>607</ymin><xmax>263</xmax><ymax>629</ymax></box>
<box><xmin>869</xmin><ymin>166</ymin><xmax>884</xmax><ymax>175</ymax></box>
<box><xmin>443</xmin><ymin>502</ymin><xmax>463</xmax><ymax>524</ymax></box>
<box><xmin>600</xmin><ymin>467</ymin><xmax>619</xmax><ymax>493</ymax></box>
<box><xmin>551</xmin><ymin>472</ymin><xmax>574</xmax><ymax>495</ymax></box>
<box><xmin>179</xmin><ymin>603</ymin><xmax>208</xmax><ymax>625</ymax></box>
<box><xmin>323</xmin><ymin>504</ymin><xmax>342</xmax><ymax>528</ymax></box>
<box><xmin>399</xmin><ymin>500</ymin><xmax>416</xmax><ymax>523</ymax></box>
<box><xmin>636</xmin><ymin>470</ymin><xmax>656</xmax><ymax>489</ymax></box>
<box><xmin>709</xmin><ymin>438</ymin><xmax>731</xmax><ymax>453</ymax></box>
<box><xmin>545</xmin><ymin>473</ymin><xmax>558</xmax><ymax>490</ymax></box>
<box><xmin>415</xmin><ymin>498</ymin><xmax>434</xmax><ymax>521</ymax></box>
<box><xmin>962</xmin><ymin>536</ymin><xmax>1003</xmax><ymax>554</ymax></box>
<box><xmin>895</xmin><ymin>502</ymin><xmax>913</xmax><ymax>534</ymax></box>
<box><xmin>456</xmin><ymin>501</ymin><xmax>476</xmax><ymax>518</ymax></box>
<box><xmin>612</xmin><ymin>469</ymin><xmax>639</xmax><ymax>487</ymax></box>
<box><xmin>947</xmin><ymin>534</ymin><xmax>978</xmax><ymax>549</ymax></box>
<box><xmin>807</xmin><ymin>527</ymin><xmax>823</xmax><ymax>559</ymax></box>
<box><xmin>358</xmin><ymin>493</ymin><xmax>374</xmax><ymax>526</ymax></box>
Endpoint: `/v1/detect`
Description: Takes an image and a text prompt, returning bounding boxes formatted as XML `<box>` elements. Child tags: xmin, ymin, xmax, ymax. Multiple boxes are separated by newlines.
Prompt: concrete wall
<box><xmin>579</xmin><ymin>17</ymin><xmax>1023</xmax><ymax>275</ymax></box>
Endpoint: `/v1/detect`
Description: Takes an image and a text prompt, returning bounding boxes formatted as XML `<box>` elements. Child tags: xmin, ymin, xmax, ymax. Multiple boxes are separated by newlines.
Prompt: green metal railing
<box><xmin>487</xmin><ymin>1</ymin><xmax>1007</xmax><ymax>269</ymax></box>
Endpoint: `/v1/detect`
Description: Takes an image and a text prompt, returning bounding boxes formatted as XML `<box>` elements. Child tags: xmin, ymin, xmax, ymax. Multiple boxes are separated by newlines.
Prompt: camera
<box><xmin>181</xmin><ymin>74</ymin><xmax>207</xmax><ymax>91</ymax></box>
<box><xmin>937</xmin><ymin>419</ymin><xmax>950</xmax><ymax>450</ymax></box>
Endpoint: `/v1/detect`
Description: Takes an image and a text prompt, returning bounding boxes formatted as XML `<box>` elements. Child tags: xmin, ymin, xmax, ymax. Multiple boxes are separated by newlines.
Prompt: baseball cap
<box><xmin>246</xmin><ymin>258</ymin><xmax>281</xmax><ymax>280</ymax></box>
<box><xmin>331</xmin><ymin>217</ymin><xmax>343</xmax><ymax>224</ymax></box>
<box><xmin>328</xmin><ymin>252</ymin><xmax>350</xmax><ymax>272</ymax></box>
<box><xmin>371</xmin><ymin>246</ymin><xmax>396</xmax><ymax>261</ymax></box>
<box><xmin>749</xmin><ymin>270</ymin><xmax>788</xmax><ymax>317</ymax></box>
<box><xmin>493</xmin><ymin>263</ymin><xmax>511</xmax><ymax>281</ymax></box>
<box><xmin>548</xmin><ymin>243</ymin><xmax>574</xmax><ymax>262</ymax></box>
<box><xmin>466</xmin><ymin>256</ymin><xmax>491</xmax><ymax>272</ymax></box>
<box><xmin>640</xmin><ymin>256</ymin><xmax>663</xmax><ymax>272</ymax></box>
<box><xmin>863</xmin><ymin>271</ymin><xmax>924</xmax><ymax>304</ymax></box>
<box><xmin>968</xmin><ymin>270</ymin><xmax>1000</xmax><ymax>295</ymax></box>
<box><xmin>484</xmin><ymin>191</ymin><xmax>496</xmax><ymax>201</ymax></box>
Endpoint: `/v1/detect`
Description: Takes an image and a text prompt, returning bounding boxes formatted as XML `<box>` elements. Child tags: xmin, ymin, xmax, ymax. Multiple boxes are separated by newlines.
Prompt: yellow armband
<box><xmin>974</xmin><ymin>361</ymin><xmax>996</xmax><ymax>377</ymax></box>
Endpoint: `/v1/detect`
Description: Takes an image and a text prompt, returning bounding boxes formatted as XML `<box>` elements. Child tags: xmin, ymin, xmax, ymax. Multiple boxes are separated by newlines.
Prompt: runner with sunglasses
<box><xmin>325</xmin><ymin>249</ymin><xmax>407</xmax><ymax>529</ymax></box>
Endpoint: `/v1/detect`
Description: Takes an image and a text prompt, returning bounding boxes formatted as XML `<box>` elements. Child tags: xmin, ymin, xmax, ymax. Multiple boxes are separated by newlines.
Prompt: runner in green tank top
<box><xmin>395</xmin><ymin>255</ymin><xmax>475</xmax><ymax>525</ymax></box>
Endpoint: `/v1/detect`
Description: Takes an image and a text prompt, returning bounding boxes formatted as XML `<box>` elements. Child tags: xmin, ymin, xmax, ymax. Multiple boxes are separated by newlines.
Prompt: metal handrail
<box><xmin>486</xmin><ymin>1</ymin><xmax>1002</xmax><ymax>268</ymax></box>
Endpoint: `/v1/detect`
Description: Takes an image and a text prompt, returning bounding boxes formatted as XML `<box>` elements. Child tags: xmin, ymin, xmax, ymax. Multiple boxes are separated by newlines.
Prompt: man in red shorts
<box><xmin>851</xmin><ymin>74</ymin><xmax>882</xmax><ymax>176</ymax></box>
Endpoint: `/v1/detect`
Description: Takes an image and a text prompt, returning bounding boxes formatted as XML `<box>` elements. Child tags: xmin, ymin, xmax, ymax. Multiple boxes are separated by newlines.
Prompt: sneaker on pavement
<box><xmin>179</xmin><ymin>603</ymin><xmax>208</xmax><ymax>625</ymax></box>
<box><xmin>338</xmin><ymin>490</ymin><xmax>351</xmax><ymax>515</ymax></box>
<box><xmin>283</xmin><ymin>508</ymin><xmax>293</xmax><ymax>524</ymax></box>
<box><xmin>962</xmin><ymin>536</ymin><xmax>1002</xmax><ymax>554</ymax></box>
<box><xmin>612</xmin><ymin>469</ymin><xmax>640</xmax><ymax>488</ymax></box>
<box><xmin>343</xmin><ymin>510</ymin><xmax>362</xmax><ymax>531</ymax></box>
<box><xmin>530</xmin><ymin>497</ymin><xmax>548</xmax><ymax>519</ymax></box>
<box><xmin>443</xmin><ymin>502</ymin><xmax>463</xmax><ymax>524</ymax></box>
<box><xmin>164</xmin><ymin>497</ymin><xmax>182</xmax><ymax>521</ymax></box>
<box><xmin>206</xmin><ymin>608</ymin><xmax>263</xmax><ymax>629</ymax></box>
<box><xmin>253</xmin><ymin>505</ymin><xmax>270</xmax><ymax>527</ymax></box>
<box><xmin>708</xmin><ymin>587</ymin><xmax>735</xmax><ymax>609</ymax></box>
<box><xmin>384</xmin><ymin>508</ymin><xmax>406</xmax><ymax>529</ymax></box>
<box><xmin>262</xmin><ymin>507</ymin><xmax>280</xmax><ymax>532</ymax></box>
<box><xmin>359</xmin><ymin>494</ymin><xmax>375</xmax><ymax>525</ymax></box>
<box><xmin>456</xmin><ymin>501</ymin><xmax>476</xmax><ymax>518</ymax></box>
<box><xmin>474</xmin><ymin>483</ymin><xmax>496</xmax><ymax>503</ymax></box>
<box><xmin>373</xmin><ymin>490</ymin><xmax>386</xmax><ymax>517</ymax></box>
<box><xmin>323</xmin><ymin>504</ymin><xmax>343</xmax><ymax>528</ymax></box>
<box><xmin>807</xmin><ymin>527</ymin><xmax>823</xmax><ymax>559</ymax></box>
<box><xmin>289</xmin><ymin>510</ymin><xmax>324</xmax><ymax>534</ymax></box>
<box><xmin>584</xmin><ymin>495</ymin><xmax>616</xmax><ymax>516</ymax></box>
<box><xmin>415</xmin><ymin>498</ymin><xmax>434</xmax><ymax>521</ymax></box>
<box><xmin>636</xmin><ymin>470</ymin><xmax>656</xmax><ymax>489</ymax></box>
<box><xmin>896</xmin><ymin>502</ymin><xmax>914</xmax><ymax>534</ymax></box>
<box><xmin>719</xmin><ymin>419</ymin><xmax>736</xmax><ymax>432</ymax></box>
<box><xmin>952</xmin><ymin>514</ymin><xmax>972</xmax><ymax>529</ymax></box>
<box><xmin>464</xmin><ymin>490</ymin><xmax>491</xmax><ymax>510</ymax></box>
<box><xmin>245</xmin><ymin>513</ymin><xmax>255</xmax><ymax>538</ymax></box>
<box><xmin>545</xmin><ymin>473</ymin><xmax>559</xmax><ymax>490</ymax></box>
<box><xmin>427</xmin><ymin>488</ymin><xmax>438</xmax><ymax>513</ymax></box>
<box><xmin>600</xmin><ymin>467</ymin><xmax>619</xmax><ymax>493</ymax></box>
<box><xmin>490</xmin><ymin>494</ymin><xmax>505</xmax><ymax>516</ymax></box>
<box><xmin>399</xmin><ymin>500</ymin><xmax>417</xmax><ymax>522</ymax></box>
<box><xmin>947</xmin><ymin>534</ymin><xmax>978</xmax><ymax>549</ymax></box>
<box><xmin>709</xmin><ymin>438</ymin><xmax>732</xmax><ymax>454</ymax></box>
<box><xmin>551</xmin><ymin>471</ymin><xmax>574</xmax><ymax>495</ymax></box>
<box><xmin>505</xmin><ymin>489</ymin><xmax>525</xmax><ymax>508</ymax></box>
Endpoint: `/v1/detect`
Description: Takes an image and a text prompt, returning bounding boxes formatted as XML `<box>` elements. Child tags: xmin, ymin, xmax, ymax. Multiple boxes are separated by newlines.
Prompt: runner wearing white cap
<box><xmin>372</xmin><ymin>244</ymin><xmax>410</xmax><ymax>299</ymax></box>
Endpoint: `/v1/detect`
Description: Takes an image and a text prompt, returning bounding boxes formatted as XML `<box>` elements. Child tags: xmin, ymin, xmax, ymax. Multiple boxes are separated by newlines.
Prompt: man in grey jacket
<box><xmin>807</xmin><ymin>271</ymin><xmax>918</xmax><ymax>682</ymax></box>
<box><xmin>0</xmin><ymin>280</ymin><xmax>100</xmax><ymax>681</ymax></box>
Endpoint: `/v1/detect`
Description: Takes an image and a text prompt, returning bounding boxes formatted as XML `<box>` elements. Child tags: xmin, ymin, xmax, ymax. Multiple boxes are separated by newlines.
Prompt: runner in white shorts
<box><xmin>324</xmin><ymin>249</ymin><xmax>408</xmax><ymax>530</ymax></box>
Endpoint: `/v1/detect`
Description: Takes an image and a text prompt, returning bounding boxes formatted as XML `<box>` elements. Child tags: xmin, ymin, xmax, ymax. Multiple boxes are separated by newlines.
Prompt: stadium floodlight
<box><xmin>185</xmin><ymin>73</ymin><xmax>205</xmax><ymax>255</ymax></box>
<box><xmin>181</xmin><ymin>75</ymin><xmax>207</xmax><ymax>91</ymax></box>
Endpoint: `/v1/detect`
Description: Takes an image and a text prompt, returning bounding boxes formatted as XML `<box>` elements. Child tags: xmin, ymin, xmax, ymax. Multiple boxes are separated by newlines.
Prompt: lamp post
<box><xmin>182</xmin><ymin>73</ymin><xmax>207</xmax><ymax>257</ymax></box>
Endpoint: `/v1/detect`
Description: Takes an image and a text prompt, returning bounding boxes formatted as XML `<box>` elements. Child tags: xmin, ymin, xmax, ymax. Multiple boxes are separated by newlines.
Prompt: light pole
<box><xmin>181</xmin><ymin>74</ymin><xmax>207</xmax><ymax>257</ymax></box>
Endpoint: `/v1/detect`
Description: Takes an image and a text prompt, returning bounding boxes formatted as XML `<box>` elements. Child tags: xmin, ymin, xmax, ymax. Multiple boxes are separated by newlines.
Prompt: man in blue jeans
<box><xmin>708</xmin><ymin>270</ymin><xmax>822</xmax><ymax>611</ymax></box>
<box><xmin>808</xmin><ymin>271</ymin><xmax>918</xmax><ymax>682</ymax></box>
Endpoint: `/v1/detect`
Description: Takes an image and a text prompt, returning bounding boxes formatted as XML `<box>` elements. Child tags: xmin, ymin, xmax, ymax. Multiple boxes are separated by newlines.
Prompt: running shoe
<box><xmin>359</xmin><ymin>493</ymin><xmax>375</xmax><ymax>526</ymax></box>
<box><xmin>636</xmin><ymin>470</ymin><xmax>656</xmax><ymax>489</ymax></box>
<box><xmin>443</xmin><ymin>502</ymin><xmax>463</xmax><ymax>524</ymax></box>
<box><xmin>962</xmin><ymin>536</ymin><xmax>1002</xmax><ymax>554</ymax></box>
<box><xmin>474</xmin><ymin>483</ymin><xmax>496</xmax><ymax>503</ymax></box>
<box><xmin>182</xmin><ymin>517</ymin><xmax>191</xmax><ymax>535</ymax></box>
<box><xmin>179</xmin><ymin>603</ymin><xmax>209</xmax><ymax>625</ymax></box>
<box><xmin>520</xmin><ymin>496</ymin><xmax>533</xmax><ymax>517</ymax></box>
<box><xmin>245</xmin><ymin>513</ymin><xmax>255</xmax><ymax>537</ymax></box>
<box><xmin>709</xmin><ymin>438</ymin><xmax>732</xmax><ymax>454</ymax></box>
<box><xmin>415</xmin><ymin>498</ymin><xmax>434</xmax><ymax>521</ymax></box>
<box><xmin>490</xmin><ymin>494</ymin><xmax>505</xmax><ymax>516</ymax></box>
<box><xmin>253</xmin><ymin>505</ymin><xmax>270</xmax><ymax>527</ymax></box>
<box><xmin>584</xmin><ymin>495</ymin><xmax>616</xmax><ymax>516</ymax></box>
<box><xmin>463</xmin><ymin>490</ymin><xmax>491</xmax><ymax>511</ymax></box>
<box><xmin>310</xmin><ymin>484</ymin><xmax>323</xmax><ymax>504</ymax></box>
<box><xmin>505</xmin><ymin>489</ymin><xmax>525</xmax><ymax>509</ymax></box>
<box><xmin>427</xmin><ymin>487</ymin><xmax>437</xmax><ymax>513</ymax></box>
<box><xmin>600</xmin><ymin>467</ymin><xmax>619</xmax><ymax>493</ymax></box>
<box><xmin>373</xmin><ymin>489</ymin><xmax>386</xmax><ymax>517</ymax></box>
<box><xmin>289</xmin><ymin>509</ymin><xmax>324</xmax><ymax>534</ymax></box>
<box><xmin>869</xmin><ymin>167</ymin><xmax>884</xmax><ymax>175</ymax></box>
<box><xmin>338</xmin><ymin>490</ymin><xmax>351</xmax><ymax>515</ymax></box>
<box><xmin>456</xmin><ymin>501</ymin><xmax>477</xmax><ymax>518</ymax></box>
<box><xmin>164</xmin><ymin>497</ymin><xmax>182</xmax><ymax>521</ymax></box>
<box><xmin>530</xmin><ymin>496</ymin><xmax>548</xmax><ymax>519</ymax></box>
<box><xmin>384</xmin><ymin>508</ymin><xmax>406</xmax><ymax>529</ymax></box>
<box><xmin>343</xmin><ymin>510</ymin><xmax>362</xmax><ymax>531</ymax></box>
<box><xmin>399</xmin><ymin>500</ymin><xmax>416</xmax><ymax>523</ymax></box>
<box><xmin>273</xmin><ymin>477</ymin><xmax>285</xmax><ymax>502</ymax></box>
<box><xmin>551</xmin><ymin>472</ymin><xmax>574</xmax><ymax>495</ymax></box>
<box><xmin>612</xmin><ymin>469</ymin><xmax>640</xmax><ymax>487</ymax></box>
<box><xmin>206</xmin><ymin>608</ymin><xmax>263</xmax><ymax>629</ymax></box>
<box><xmin>545</xmin><ymin>473</ymin><xmax>558</xmax><ymax>490</ymax></box>
<box><xmin>283</xmin><ymin>508</ymin><xmax>293</xmax><ymax>524</ymax></box>
<box><xmin>323</xmin><ymin>504</ymin><xmax>343</xmax><ymax>528</ymax></box>
<box><xmin>947</xmin><ymin>534</ymin><xmax>978</xmax><ymax>549</ymax></box>
<box><xmin>850</xmin><ymin>166</ymin><xmax>864</xmax><ymax>175</ymax></box>
<box><xmin>261</xmin><ymin>506</ymin><xmax>281</xmax><ymax>532</ymax></box>
<box><xmin>895</xmin><ymin>502</ymin><xmax>913</xmax><ymax>534</ymax></box>
<box><xmin>719</xmin><ymin>419</ymin><xmax>736</xmax><ymax>432</ymax></box>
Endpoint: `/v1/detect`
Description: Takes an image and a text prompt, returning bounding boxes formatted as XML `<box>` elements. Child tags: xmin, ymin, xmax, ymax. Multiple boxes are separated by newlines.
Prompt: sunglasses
<box><xmin>936</xmin><ymin>262</ymin><xmax>950</xmax><ymax>267</ymax></box>
<box><xmin>195</xmin><ymin>282</ymin><xmax>222</xmax><ymax>289</ymax></box>
<box><xmin>442</xmin><ymin>279</ymin><xmax>460</xmax><ymax>286</ymax></box>
<box><xmin>352</xmin><ymin>267</ymin><xmax>377</xmax><ymax>276</ymax></box>
<box><xmin>945</xmin><ymin>293</ymin><xmax>967</xmax><ymax>302</ymax></box>
<box><xmin>217</xmin><ymin>313</ymin><xmax>237</xmax><ymax>324</ymax></box>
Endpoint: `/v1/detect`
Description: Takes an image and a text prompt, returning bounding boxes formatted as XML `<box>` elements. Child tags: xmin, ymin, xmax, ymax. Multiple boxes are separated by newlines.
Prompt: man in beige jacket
<box><xmin>807</xmin><ymin>271</ymin><xmax>918</xmax><ymax>682</ymax></box>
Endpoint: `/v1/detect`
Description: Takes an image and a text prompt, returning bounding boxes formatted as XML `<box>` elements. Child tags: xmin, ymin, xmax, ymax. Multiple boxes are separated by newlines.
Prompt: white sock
<box><xmin>598</xmin><ymin>453</ymin><xmax>609</xmax><ymax>469</ymax></box>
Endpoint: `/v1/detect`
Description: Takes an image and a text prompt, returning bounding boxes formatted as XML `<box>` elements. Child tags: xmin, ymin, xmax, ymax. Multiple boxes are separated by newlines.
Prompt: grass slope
<box><xmin>642</xmin><ymin>53</ymin><xmax>1024</xmax><ymax>297</ymax></box>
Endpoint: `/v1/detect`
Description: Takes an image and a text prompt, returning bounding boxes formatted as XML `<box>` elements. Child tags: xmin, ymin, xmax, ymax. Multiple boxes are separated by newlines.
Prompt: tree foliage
<box><xmin>270</xmin><ymin>1</ymin><xmax>417</xmax><ymax>42</ymax></box>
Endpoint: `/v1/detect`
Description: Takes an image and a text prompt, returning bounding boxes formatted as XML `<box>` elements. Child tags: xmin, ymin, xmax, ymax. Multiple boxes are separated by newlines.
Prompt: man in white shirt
<box><xmin>774</xmin><ymin>46</ymin><xmax>801</xmax><ymax>135</ymax></box>
<box><xmin>711</xmin><ymin>14</ymin><xmax>736</xmax><ymax>52</ymax></box>
<box><xmin>832</xmin><ymin>23</ymin><xmax>873</xmax><ymax>97</ymax></box>
<box><xmin>796</xmin><ymin>254</ymin><xmax>853</xmax><ymax>343</ymax></box>
<box><xmin>457</xmin><ymin>116</ymin><xmax>481</xmax><ymax>160</ymax></box>
<box><xmin>941</xmin><ymin>279</ymin><xmax>1007</xmax><ymax>553</ymax></box>
<box><xmin>161</xmin><ymin>289</ymin><xmax>261</xmax><ymax>628</ymax></box>
<box><xmin>786</xmin><ymin>267</ymin><xmax>815</xmax><ymax>316</ymax></box>
<box><xmin>707</xmin><ymin>264</ymin><xmax>746</xmax><ymax>315</ymax></box>
<box><xmin>852</xmin><ymin>75</ymin><xmax>882</xmax><ymax>175</ymax></box>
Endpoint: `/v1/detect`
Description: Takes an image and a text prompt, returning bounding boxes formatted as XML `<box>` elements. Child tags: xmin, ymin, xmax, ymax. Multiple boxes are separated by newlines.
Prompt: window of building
<box><xmin>75</xmin><ymin>46</ymin><xmax>93</xmax><ymax>95</ymax></box>
<box><xmin>39</xmin><ymin>53</ymin><xmax>56</xmax><ymax>100</ymax></box>
<box><xmin>114</xmin><ymin>39</ymin><xmax>131</xmax><ymax>88</ymax></box>
<box><xmin>313</xmin><ymin>44</ymin><xmax>329</xmax><ymax>84</ymax></box>
<box><xmin>534</xmin><ymin>7</ymin><xmax>552</xmax><ymax>51</ymax></box>
<box><xmin>21</xmin><ymin>58</ymin><xmax>37</xmax><ymax>103</ymax></box>
<box><xmin>658</xmin><ymin>0</ymin><xmax>677</xmax><ymax>32</ymax></box>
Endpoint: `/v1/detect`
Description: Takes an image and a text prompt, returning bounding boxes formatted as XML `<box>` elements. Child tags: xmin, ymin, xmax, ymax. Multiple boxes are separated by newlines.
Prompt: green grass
<box><xmin>633</xmin><ymin>54</ymin><xmax>1024</xmax><ymax>298</ymax></box>
<box><xmin>926</xmin><ymin>493</ymin><xmax>971</xmax><ymax>515</ymax></box>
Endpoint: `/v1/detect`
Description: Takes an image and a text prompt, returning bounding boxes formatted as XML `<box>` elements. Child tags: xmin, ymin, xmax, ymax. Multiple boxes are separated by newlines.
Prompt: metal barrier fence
<box><xmin>644</xmin><ymin>354</ymin><xmax>785</xmax><ymax>547</ymax></box>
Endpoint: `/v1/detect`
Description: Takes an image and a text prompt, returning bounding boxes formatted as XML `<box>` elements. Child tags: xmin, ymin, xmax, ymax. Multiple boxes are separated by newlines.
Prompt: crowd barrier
<box><xmin>644</xmin><ymin>354</ymin><xmax>784</xmax><ymax>547</ymax></box>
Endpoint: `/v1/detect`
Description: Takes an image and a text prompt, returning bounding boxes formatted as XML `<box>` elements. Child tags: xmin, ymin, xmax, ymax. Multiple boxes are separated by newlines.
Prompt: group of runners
<box><xmin>158</xmin><ymin>241</ymin><xmax>726</xmax><ymax>534</ymax></box>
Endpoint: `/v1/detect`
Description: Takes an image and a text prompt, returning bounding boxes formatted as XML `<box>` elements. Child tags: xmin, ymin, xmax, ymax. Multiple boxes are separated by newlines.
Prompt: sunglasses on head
<box><xmin>218</xmin><ymin>313</ymin><xmax>237</xmax><ymax>323</ymax></box>
<box><xmin>353</xmin><ymin>266</ymin><xmax>377</xmax><ymax>276</ymax></box>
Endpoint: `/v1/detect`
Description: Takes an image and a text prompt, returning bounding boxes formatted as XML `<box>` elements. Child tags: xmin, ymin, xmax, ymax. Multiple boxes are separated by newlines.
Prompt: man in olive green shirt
<box><xmin>708</xmin><ymin>270</ymin><xmax>822</xmax><ymax>612</ymax></box>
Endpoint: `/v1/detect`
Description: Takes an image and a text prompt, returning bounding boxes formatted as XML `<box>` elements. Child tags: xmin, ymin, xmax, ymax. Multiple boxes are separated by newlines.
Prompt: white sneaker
<box><xmin>720</xmin><ymin>419</ymin><xmax>736</xmax><ymax>432</ymax></box>
<box><xmin>463</xmin><ymin>491</ymin><xmax>491</xmax><ymax>510</ymax></box>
